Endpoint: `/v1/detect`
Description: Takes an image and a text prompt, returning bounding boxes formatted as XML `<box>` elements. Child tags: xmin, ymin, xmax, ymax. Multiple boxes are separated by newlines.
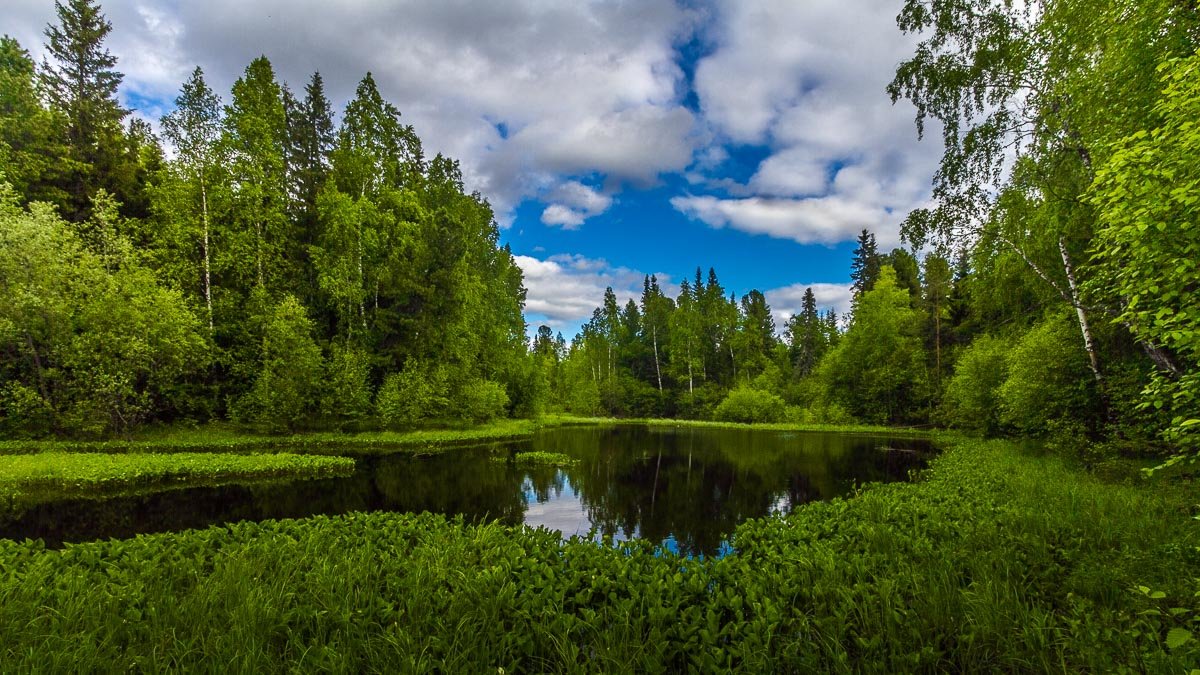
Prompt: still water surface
<box><xmin>1</xmin><ymin>425</ymin><xmax>932</xmax><ymax>555</ymax></box>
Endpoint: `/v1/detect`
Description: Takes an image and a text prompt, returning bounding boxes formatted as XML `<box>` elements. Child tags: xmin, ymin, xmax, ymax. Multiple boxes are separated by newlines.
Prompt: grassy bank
<box><xmin>638</xmin><ymin>417</ymin><xmax>932</xmax><ymax>435</ymax></box>
<box><xmin>539</xmin><ymin>414</ymin><xmax>933</xmax><ymax>436</ymax></box>
<box><xmin>0</xmin><ymin>452</ymin><xmax>355</xmax><ymax>504</ymax></box>
<box><xmin>0</xmin><ymin>416</ymin><xmax>928</xmax><ymax>458</ymax></box>
<box><xmin>0</xmin><ymin>437</ymin><xmax>1195</xmax><ymax>671</ymax></box>
<box><xmin>0</xmin><ymin>419</ymin><xmax>544</xmax><ymax>457</ymax></box>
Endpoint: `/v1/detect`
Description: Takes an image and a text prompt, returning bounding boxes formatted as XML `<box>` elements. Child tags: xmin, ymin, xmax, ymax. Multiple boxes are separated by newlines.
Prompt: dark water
<box><xmin>0</xmin><ymin>425</ymin><xmax>933</xmax><ymax>555</ymax></box>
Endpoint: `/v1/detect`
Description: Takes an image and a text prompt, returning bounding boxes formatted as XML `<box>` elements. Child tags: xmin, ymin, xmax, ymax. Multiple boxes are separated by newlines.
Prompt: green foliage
<box><xmin>0</xmin><ymin>451</ymin><xmax>353</xmax><ymax>503</ymax></box>
<box><xmin>818</xmin><ymin>267</ymin><xmax>929</xmax><ymax>423</ymax></box>
<box><xmin>1089</xmin><ymin>52</ymin><xmax>1200</xmax><ymax>461</ymax></box>
<box><xmin>784</xmin><ymin>402</ymin><xmax>856</xmax><ymax>426</ymax></box>
<box><xmin>941</xmin><ymin>334</ymin><xmax>1009</xmax><ymax>434</ymax></box>
<box><xmin>493</xmin><ymin>451</ymin><xmax>578</xmax><ymax>467</ymax></box>
<box><xmin>674</xmin><ymin>383</ymin><xmax>726</xmax><ymax>421</ymax></box>
<box><xmin>320</xmin><ymin>343</ymin><xmax>373</xmax><ymax>426</ymax></box>
<box><xmin>456</xmin><ymin>379</ymin><xmax>509</xmax><ymax>424</ymax></box>
<box><xmin>375</xmin><ymin>359</ymin><xmax>449</xmax><ymax>429</ymax></box>
<box><xmin>0</xmin><ymin>437</ymin><xmax>1194</xmax><ymax>671</ymax></box>
<box><xmin>0</xmin><ymin>187</ymin><xmax>206</xmax><ymax>436</ymax></box>
<box><xmin>239</xmin><ymin>296</ymin><xmax>323</xmax><ymax>432</ymax></box>
<box><xmin>998</xmin><ymin>313</ymin><xmax>1098</xmax><ymax>436</ymax></box>
<box><xmin>713</xmin><ymin>387</ymin><xmax>786</xmax><ymax>424</ymax></box>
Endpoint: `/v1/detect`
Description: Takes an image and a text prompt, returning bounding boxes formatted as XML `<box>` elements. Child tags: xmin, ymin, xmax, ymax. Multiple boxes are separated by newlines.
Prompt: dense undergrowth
<box><xmin>0</xmin><ymin>437</ymin><xmax>1195</xmax><ymax>672</ymax></box>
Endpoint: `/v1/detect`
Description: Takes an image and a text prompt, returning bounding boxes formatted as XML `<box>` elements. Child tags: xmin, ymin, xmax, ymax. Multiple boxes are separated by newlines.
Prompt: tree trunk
<box><xmin>934</xmin><ymin>299</ymin><xmax>941</xmax><ymax>385</ymax></box>
<box><xmin>200</xmin><ymin>178</ymin><xmax>213</xmax><ymax>331</ymax></box>
<box><xmin>1059</xmin><ymin>238</ymin><xmax>1102</xmax><ymax>383</ymax></box>
<box><xmin>255</xmin><ymin>219</ymin><xmax>264</xmax><ymax>287</ymax></box>
<box><xmin>729</xmin><ymin>342</ymin><xmax>736</xmax><ymax>383</ymax></box>
<box><xmin>687</xmin><ymin>341</ymin><xmax>694</xmax><ymax>394</ymax></box>
<box><xmin>652</xmin><ymin>326</ymin><xmax>662</xmax><ymax>392</ymax></box>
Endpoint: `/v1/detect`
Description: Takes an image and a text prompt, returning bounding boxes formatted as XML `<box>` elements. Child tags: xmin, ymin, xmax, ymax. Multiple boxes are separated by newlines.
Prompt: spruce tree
<box><xmin>850</xmin><ymin>229</ymin><xmax>880</xmax><ymax>299</ymax></box>
<box><xmin>40</xmin><ymin>0</ymin><xmax>132</xmax><ymax>219</ymax></box>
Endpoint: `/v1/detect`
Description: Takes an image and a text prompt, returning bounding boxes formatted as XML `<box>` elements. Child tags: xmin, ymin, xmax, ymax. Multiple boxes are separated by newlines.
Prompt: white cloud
<box><xmin>540</xmin><ymin>181</ymin><xmax>614</xmax><ymax>229</ymax></box>
<box><xmin>765</xmin><ymin>282</ymin><xmax>854</xmax><ymax>327</ymax></box>
<box><xmin>3</xmin><ymin>0</ymin><xmax>698</xmax><ymax>224</ymax></box>
<box><xmin>679</xmin><ymin>0</ymin><xmax>943</xmax><ymax>249</ymax></box>
<box><xmin>515</xmin><ymin>254</ymin><xmax>675</xmax><ymax>332</ymax></box>
<box><xmin>670</xmin><ymin>195</ymin><xmax>899</xmax><ymax>248</ymax></box>
<box><xmin>540</xmin><ymin>205</ymin><xmax>586</xmax><ymax>229</ymax></box>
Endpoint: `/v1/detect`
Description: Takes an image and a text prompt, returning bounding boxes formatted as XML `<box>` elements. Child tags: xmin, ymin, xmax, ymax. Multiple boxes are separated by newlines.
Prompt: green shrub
<box><xmin>941</xmin><ymin>334</ymin><xmax>1009</xmax><ymax>434</ymax></box>
<box><xmin>784</xmin><ymin>402</ymin><xmax>856</xmax><ymax>425</ymax></box>
<box><xmin>674</xmin><ymin>383</ymin><xmax>725</xmax><ymax>420</ymax></box>
<box><xmin>457</xmin><ymin>379</ymin><xmax>509</xmax><ymax>423</ymax></box>
<box><xmin>999</xmin><ymin>313</ymin><xmax>1098</xmax><ymax>436</ymax></box>
<box><xmin>320</xmin><ymin>343</ymin><xmax>373</xmax><ymax>426</ymax></box>
<box><xmin>712</xmin><ymin>387</ymin><xmax>786</xmax><ymax>423</ymax></box>
<box><xmin>0</xmin><ymin>382</ymin><xmax>54</xmax><ymax>437</ymax></box>
<box><xmin>375</xmin><ymin>359</ymin><xmax>449</xmax><ymax>429</ymax></box>
<box><xmin>238</xmin><ymin>296</ymin><xmax>323</xmax><ymax>433</ymax></box>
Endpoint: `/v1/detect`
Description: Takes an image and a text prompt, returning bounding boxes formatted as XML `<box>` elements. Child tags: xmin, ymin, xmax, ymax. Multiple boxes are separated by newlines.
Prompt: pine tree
<box><xmin>850</xmin><ymin>229</ymin><xmax>880</xmax><ymax>300</ymax></box>
<box><xmin>786</xmin><ymin>287</ymin><xmax>825</xmax><ymax>377</ymax></box>
<box><xmin>332</xmin><ymin>72</ymin><xmax>422</xmax><ymax>198</ymax></box>
<box><xmin>40</xmin><ymin>0</ymin><xmax>132</xmax><ymax>220</ymax></box>
<box><xmin>284</xmin><ymin>72</ymin><xmax>334</xmax><ymax>221</ymax></box>
<box><xmin>734</xmin><ymin>290</ymin><xmax>776</xmax><ymax>382</ymax></box>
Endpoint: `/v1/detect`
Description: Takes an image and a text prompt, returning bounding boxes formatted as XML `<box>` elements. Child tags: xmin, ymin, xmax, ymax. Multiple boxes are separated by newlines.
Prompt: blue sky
<box><xmin>7</xmin><ymin>0</ymin><xmax>943</xmax><ymax>338</ymax></box>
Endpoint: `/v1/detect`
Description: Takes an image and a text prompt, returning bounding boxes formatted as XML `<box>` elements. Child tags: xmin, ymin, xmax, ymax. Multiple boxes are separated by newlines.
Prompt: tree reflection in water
<box><xmin>2</xmin><ymin>426</ymin><xmax>931</xmax><ymax>554</ymax></box>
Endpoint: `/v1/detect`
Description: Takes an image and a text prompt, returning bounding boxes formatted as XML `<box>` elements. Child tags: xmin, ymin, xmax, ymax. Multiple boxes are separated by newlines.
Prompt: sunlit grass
<box><xmin>492</xmin><ymin>451</ymin><xmax>579</xmax><ymax>466</ymax></box>
<box><xmin>0</xmin><ymin>452</ymin><xmax>355</xmax><ymax>502</ymax></box>
<box><xmin>0</xmin><ymin>419</ymin><xmax>545</xmax><ymax>457</ymax></box>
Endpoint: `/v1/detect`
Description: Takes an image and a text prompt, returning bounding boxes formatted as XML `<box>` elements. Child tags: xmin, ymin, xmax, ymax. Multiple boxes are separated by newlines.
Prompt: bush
<box><xmin>674</xmin><ymin>383</ymin><xmax>726</xmax><ymax>420</ymax></box>
<box><xmin>0</xmin><ymin>382</ymin><xmax>54</xmax><ymax>437</ymax></box>
<box><xmin>238</xmin><ymin>296</ymin><xmax>323</xmax><ymax>433</ymax></box>
<box><xmin>941</xmin><ymin>334</ymin><xmax>1009</xmax><ymax>435</ymax></box>
<box><xmin>784</xmin><ymin>402</ymin><xmax>856</xmax><ymax>425</ymax></box>
<box><xmin>713</xmin><ymin>387</ymin><xmax>786</xmax><ymax>424</ymax></box>
<box><xmin>999</xmin><ymin>313</ymin><xmax>1099</xmax><ymax>436</ymax></box>
<box><xmin>375</xmin><ymin>359</ymin><xmax>449</xmax><ymax>429</ymax></box>
<box><xmin>320</xmin><ymin>343</ymin><xmax>373</xmax><ymax>427</ymax></box>
<box><xmin>457</xmin><ymin>379</ymin><xmax>509</xmax><ymax>423</ymax></box>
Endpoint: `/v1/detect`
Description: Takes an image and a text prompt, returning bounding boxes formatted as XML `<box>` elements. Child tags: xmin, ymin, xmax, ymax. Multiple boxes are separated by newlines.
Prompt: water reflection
<box><xmin>0</xmin><ymin>426</ymin><xmax>932</xmax><ymax>554</ymax></box>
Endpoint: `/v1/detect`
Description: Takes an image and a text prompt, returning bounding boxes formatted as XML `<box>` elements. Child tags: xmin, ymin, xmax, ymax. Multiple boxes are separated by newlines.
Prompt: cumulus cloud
<box><xmin>4</xmin><ymin>0</ymin><xmax>698</xmax><ymax>223</ymax></box>
<box><xmin>765</xmin><ymin>282</ymin><xmax>854</xmax><ymax>327</ymax></box>
<box><xmin>515</xmin><ymin>254</ymin><xmax>675</xmax><ymax>331</ymax></box>
<box><xmin>670</xmin><ymin>194</ymin><xmax>899</xmax><ymax>248</ymax></box>
<box><xmin>678</xmin><ymin>0</ymin><xmax>943</xmax><ymax>249</ymax></box>
<box><xmin>540</xmin><ymin>181</ymin><xmax>614</xmax><ymax>229</ymax></box>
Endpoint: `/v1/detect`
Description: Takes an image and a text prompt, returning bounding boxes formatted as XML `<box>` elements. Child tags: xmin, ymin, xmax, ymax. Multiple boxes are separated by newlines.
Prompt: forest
<box><xmin>1</xmin><ymin>0</ymin><xmax>1199</xmax><ymax>669</ymax></box>
<box><xmin>2</xmin><ymin>0</ymin><xmax>1198</xmax><ymax>471</ymax></box>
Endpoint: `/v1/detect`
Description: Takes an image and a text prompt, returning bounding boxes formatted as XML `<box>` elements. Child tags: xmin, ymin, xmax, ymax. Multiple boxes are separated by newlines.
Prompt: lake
<box><xmin>0</xmin><ymin>425</ymin><xmax>933</xmax><ymax>555</ymax></box>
